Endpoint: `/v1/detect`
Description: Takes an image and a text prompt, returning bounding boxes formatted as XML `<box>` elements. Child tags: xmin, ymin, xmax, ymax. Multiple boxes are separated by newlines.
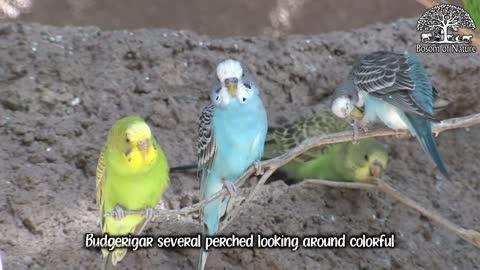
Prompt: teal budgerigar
<box><xmin>331</xmin><ymin>51</ymin><xmax>448</xmax><ymax>178</ymax></box>
<box><xmin>264</xmin><ymin>113</ymin><xmax>388</xmax><ymax>183</ymax></box>
<box><xmin>197</xmin><ymin>59</ymin><xmax>268</xmax><ymax>270</ymax></box>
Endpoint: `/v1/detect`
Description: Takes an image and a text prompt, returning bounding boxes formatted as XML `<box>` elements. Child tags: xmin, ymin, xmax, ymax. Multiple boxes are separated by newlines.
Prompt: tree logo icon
<box><xmin>417</xmin><ymin>4</ymin><xmax>476</xmax><ymax>44</ymax></box>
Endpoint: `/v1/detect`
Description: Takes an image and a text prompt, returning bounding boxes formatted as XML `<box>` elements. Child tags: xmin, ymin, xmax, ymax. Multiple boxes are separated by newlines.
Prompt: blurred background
<box><xmin>0</xmin><ymin>0</ymin><xmax>466</xmax><ymax>36</ymax></box>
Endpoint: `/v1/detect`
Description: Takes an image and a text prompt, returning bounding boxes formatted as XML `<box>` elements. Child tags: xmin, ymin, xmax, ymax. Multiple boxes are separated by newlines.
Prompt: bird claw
<box><xmin>143</xmin><ymin>208</ymin><xmax>156</xmax><ymax>222</ymax></box>
<box><xmin>223</xmin><ymin>181</ymin><xmax>237</xmax><ymax>197</ymax></box>
<box><xmin>352</xmin><ymin>121</ymin><xmax>359</xmax><ymax>144</ymax></box>
<box><xmin>351</xmin><ymin>118</ymin><xmax>368</xmax><ymax>144</ymax></box>
<box><xmin>156</xmin><ymin>199</ymin><xmax>166</xmax><ymax>210</ymax></box>
<box><xmin>254</xmin><ymin>160</ymin><xmax>264</xmax><ymax>176</ymax></box>
<box><xmin>112</xmin><ymin>205</ymin><xmax>126</xmax><ymax>221</ymax></box>
<box><xmin>360</xmin><ymin>124</ymin><xmax>368</xmax><ymax>133</ymax></box>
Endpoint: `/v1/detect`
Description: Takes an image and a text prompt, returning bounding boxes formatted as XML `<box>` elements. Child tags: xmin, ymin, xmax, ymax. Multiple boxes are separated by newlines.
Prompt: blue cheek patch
<box><xmin>243</xmin><ymin>83</ymin><xmax>251</xmax><ymax>89</ymax></box>
<box><xmin>153</xmin><ymin>142</ymin><xmax>157</xmax><ymax>150</ymax></box>
<box><xmin>125</xmin><ymin>148</ymin><xmax>132</xmax><ymax>156</ymax></box>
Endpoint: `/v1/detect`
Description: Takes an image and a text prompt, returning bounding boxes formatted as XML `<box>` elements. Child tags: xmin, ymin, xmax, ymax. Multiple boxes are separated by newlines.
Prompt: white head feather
<box><xmin>212</xmin><ymin>59</ymin><xmax>255</xmax><ymax>106</ymax></box>
<box><xmin>331</xmin><ymin>96</ymin><xmax>354</xmax><ymax>119</ymax></box>
<box><xmin>216</xmin><ymin>59</ymin><xmax>243</xmax><ymax>84</ymax></box>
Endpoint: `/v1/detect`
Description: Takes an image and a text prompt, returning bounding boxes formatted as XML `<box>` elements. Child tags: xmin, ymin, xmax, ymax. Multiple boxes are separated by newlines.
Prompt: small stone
<box><xmin>70</xmin><ymin>97</ymin><xmax>81</xmax><ymax>106</ymax></box>
<box><xmin>23</xmin><ymin>256</ymin><xmax>33</xmax><ymax>265</ymax></box>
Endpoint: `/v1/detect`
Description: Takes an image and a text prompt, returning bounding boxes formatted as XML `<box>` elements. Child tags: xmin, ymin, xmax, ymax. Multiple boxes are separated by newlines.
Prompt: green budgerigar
<box><xmin>264</xmin><ymin>113</ymin><xmax>388</xmax><ymax>183</ymax></box>
<box><xmin>96</xmin><ymin>116</ymin><xmax>169</xmax><ymax>269</ymax></box>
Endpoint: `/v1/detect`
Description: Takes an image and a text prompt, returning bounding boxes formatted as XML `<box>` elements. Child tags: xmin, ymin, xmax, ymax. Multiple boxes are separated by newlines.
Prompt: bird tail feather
<box><xmin>101</xmin><ymin>248</ymin><xmax>127</xmax><ymax>270</ymax></box>
<box><xmin>406</xmin><ymin>114</ymin><xmax>449</xmax><ymax>178</ymax></box>
<box><xmin>197</xmin><ymin>249</ymin><xmax>209</xmax><ymax>270</ymax></box>
<box><xmin>102</xmin><ymin>252</ymin><xmax>114</xmax><ymax>270</ymax></box>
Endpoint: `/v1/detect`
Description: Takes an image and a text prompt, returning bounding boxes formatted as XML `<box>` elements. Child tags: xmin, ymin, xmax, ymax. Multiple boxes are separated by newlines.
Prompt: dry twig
<box><xmin>302</xmin><ymin>178</ymin><xmax>480</xmax><ymax>247</ymax></box>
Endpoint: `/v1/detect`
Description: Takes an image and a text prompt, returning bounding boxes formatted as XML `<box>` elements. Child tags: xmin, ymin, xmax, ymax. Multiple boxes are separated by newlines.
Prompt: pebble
<box><xmin>70</xmin><ymin>97</ymin><xmax>81</xmax><ymax>106</ymax></box>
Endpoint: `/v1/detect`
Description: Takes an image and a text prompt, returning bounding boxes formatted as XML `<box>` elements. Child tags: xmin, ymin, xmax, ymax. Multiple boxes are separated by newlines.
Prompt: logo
<box><xmin>416</xmin><ymin>4</ymin><xmax>476</xmax><ymax>53</ymax></box>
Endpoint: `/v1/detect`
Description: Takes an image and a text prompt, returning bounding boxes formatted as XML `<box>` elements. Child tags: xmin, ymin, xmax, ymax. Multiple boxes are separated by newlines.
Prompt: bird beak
<box><xmin>369</xmin><ymin>161</ymin><xmax>384</xmax><ymax>179</ymax></box>
<box><xmin>349</xmin><ymin>106</ymin><xmax>364</xmax><ymax>119</ymax></box>
<box><xmin>137</xmin><ymin>139</ymin><xmax>150</xmax><ymax>159</ymax></box>
<box><xmin>225</xmin><ymin>77</ymin><xmax>238</xmax><ymax>97</ymax></box>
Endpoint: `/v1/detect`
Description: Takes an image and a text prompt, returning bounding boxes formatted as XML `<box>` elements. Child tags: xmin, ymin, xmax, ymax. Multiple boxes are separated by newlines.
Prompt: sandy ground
<box><xmin>0</xmin><ymin>18</ymin><xmax>479</xmax><ymax>270</ymax></box>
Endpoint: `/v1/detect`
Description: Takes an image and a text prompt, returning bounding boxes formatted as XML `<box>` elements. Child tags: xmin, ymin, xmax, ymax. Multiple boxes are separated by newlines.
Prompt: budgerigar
<box><xmin>331</xmin><ymin>51</ymin><xmax>448</xmax><ymax>178</ymax></box>
<box><xmin>264</xmin><ymin>113</ymin><xmax>388</xmax><ymax>183</ymax></box>
<box><xmin>197</xmin><ymin>59</ymin><xmax>268</xmax><ymax>270</ymax></box>
<box><xmin>96</xmin><ymin>116</ymin><xmax>169</xmax><ymax>269</ymax></box>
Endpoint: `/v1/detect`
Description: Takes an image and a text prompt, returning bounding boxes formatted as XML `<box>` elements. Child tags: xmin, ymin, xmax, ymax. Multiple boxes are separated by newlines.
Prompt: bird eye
<box><xmin>242</xmin><ymin>97</ymin><xmax>247</xmax><ymax>102</ymax></box>
<box><xmin>243</xmin><ymin>83</ymin><xmax>251</xmax><ymax>89</ymax></box>
<box><xmin>364</xmin><ymin>155</ymin><xmax>369</xmax><ymax>161</ymax></box>
<box><xmin>126</xmin><ymin>138</ymin><xmax>130</xmax><ymax>143</ymax></box>
<box><xmin>348</xmin><ymin>95</ymin><xmax>352</xmax><ymax>99</ymax></box>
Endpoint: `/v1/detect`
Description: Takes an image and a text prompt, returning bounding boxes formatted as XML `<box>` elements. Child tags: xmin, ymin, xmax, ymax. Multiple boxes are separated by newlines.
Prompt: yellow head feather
<box><xmin>338</xmin><ymin>139</ymin><xmax>388</xmax><ymax>182</ymax></box>
<box><xmin>106</xmin><ymin>116</ymin><xmax>158</xmax><ymax>175</ymax></box>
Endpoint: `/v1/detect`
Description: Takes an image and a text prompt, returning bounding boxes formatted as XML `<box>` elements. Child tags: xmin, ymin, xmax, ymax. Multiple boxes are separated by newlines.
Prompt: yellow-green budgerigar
<box><xmin>96</xmin><ymin>116</ymin><xmax>169</xmax><ymax>269</ymax></box>
<box><xmin>264</xmin><ymin>113</ymin><xmax>388</xmax><ymax>183</ymax></box>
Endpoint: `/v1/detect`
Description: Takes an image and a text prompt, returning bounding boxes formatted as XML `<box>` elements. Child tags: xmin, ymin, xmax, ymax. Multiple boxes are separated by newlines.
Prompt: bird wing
<box><xmin>266</xmin><ymin>114</ymin><xmax>350</xmax><ymax>162</ymax></box>
<box><xmin>197</xmin><ymin>104</ymin><xmax>217</xmax><ymax>197</ymax></box>
<box><xmin>96</xmin><ymin>145</ymin><xmax>107</xmax><ymax>230</ymax></box>
<box><xmin>352</xmin><ymin>51</ymin><xmax>434</xmax><ymax>119</ymax></box>
<box><xmin>432</xmin><ymin>86</ymin><xmax>449</xmax><ymax>113</ymax></box>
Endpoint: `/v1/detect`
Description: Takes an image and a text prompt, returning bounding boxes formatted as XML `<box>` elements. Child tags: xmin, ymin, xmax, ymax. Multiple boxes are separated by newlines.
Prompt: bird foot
<box><xmin>112</xmin><ymin>205</ymin><xmax>126</xmax><ymax>221</ymax></box>
<box><xmin>360</xmin><ymin>123</ymin><xmax>368</xmax><ymax>133</ymax></box>
<box><xmin>143</xmin><ymin>207</ymin><xmax>156</xmax><ymax>222</ymax></box>
<box><xmin>254</xmin><ymin>160</ymin><xmax>264</xmax><ymax>176</ymax></box>
<box><xmin>350</xmin><ymin>118</ymin><xmax>368</xmax><ymax>144</ymax></box>
<box><xmin>223</xmin><ymin>181</ymin><xmax>237</xmax><ymax>197</ymax></box>
<box><xmin>352</xmin><ymin>121</ymin><xmax>359</xmax><ymax>144</ymax></box>
<box><xmin>157</xmin><ymin>199</ymin><xmax>166</xmax><ymax>210</ymax></box>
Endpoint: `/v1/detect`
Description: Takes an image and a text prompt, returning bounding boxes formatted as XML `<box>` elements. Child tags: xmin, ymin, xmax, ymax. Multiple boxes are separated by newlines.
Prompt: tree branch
<box><xmin>105</xmin><ymin>113</ymin><xmax>480</xmax><ymax>219</ymax></box>
<box><xmin>302</xmin><ymin>178</ymin><xmax>480</xmax><ymax>247</ymax></box>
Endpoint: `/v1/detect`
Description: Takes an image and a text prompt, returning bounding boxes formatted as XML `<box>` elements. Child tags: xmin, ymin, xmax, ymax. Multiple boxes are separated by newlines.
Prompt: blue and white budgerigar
<box><xmin>331</xmin><ymin>51</ymin><xmax>449</xmax><ymax>178</ymax></box>
<box><xmin>197</xmin><ymin>59</ymin><xmax>268</xmax><ymax>270</ymax></box>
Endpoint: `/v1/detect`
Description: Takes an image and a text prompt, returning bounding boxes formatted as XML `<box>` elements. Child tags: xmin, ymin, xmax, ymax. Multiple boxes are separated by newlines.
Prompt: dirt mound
<box><xmin>0</xmin><ymin>19</ymin><xmax>479</xmax><ymax>269</ymax></box>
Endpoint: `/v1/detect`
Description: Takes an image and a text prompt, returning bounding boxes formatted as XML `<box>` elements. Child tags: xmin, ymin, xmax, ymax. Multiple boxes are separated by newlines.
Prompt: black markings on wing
<box><xmin>265</xmin><ymin>114</ymin><xmax>350</xmax><ymax>162</ymax></box>
<box><xmin>197</xmin><ymin>104</ymin><xmax>216</xmax><ymax>185</ymax></box>
<box><xmin>352</xmin><ymin>51</ymin><xmax>434</xmax><ymax>119</ymax></box>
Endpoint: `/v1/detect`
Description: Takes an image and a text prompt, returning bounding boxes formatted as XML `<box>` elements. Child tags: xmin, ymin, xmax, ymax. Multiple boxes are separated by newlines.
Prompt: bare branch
<box><xmin>219</xmin><ymin>168</ymin><xmax>276</xmax><ymax>232</ymax></box>
<box><xmin>302</xmin><ymin>178</ymin><xmax>480</xmax><ymax>247</ymax></box>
